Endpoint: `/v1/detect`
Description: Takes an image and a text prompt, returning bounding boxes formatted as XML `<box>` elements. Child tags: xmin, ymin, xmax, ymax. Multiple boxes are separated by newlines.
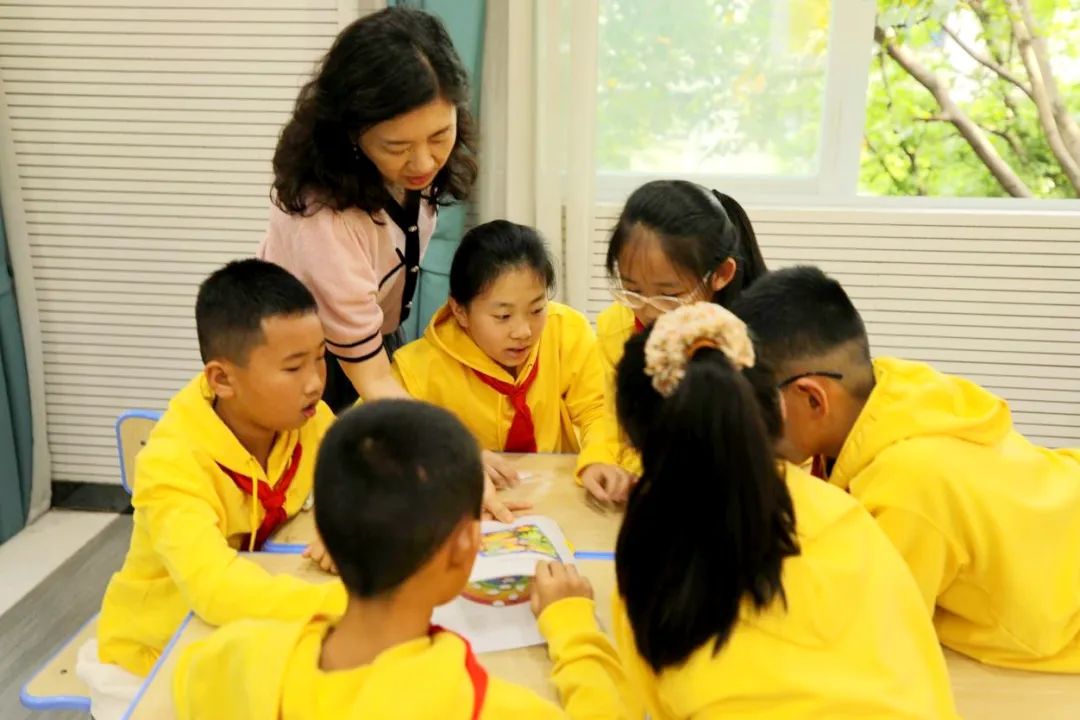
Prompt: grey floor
<box><xmin>0</xmin><ymin>515</ymin><xmax>132</xmax><ymax>720</ymax></box>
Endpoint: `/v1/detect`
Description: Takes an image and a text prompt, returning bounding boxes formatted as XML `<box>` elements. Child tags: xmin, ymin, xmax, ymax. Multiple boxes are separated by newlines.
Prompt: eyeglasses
<box><xmin>609</xmin><ymin>274</ymin><xmax>710</xmax><ymax>313</ymax></box>
<box><xmin>776</xmin><ymin>371</ymin><xmax>844</xmax><ymax>389</ymax></box>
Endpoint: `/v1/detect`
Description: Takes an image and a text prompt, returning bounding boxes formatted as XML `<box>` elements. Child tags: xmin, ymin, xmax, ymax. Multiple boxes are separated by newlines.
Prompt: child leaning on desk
<box><xmin>173</xmin><ymin>399</ymin><xmax>632</xmax><ymax>719</ymax></box>
<box><xmin>391</xmin><ymin>220</ymin><xmax>636</xmax><ymax>509</ymax></box>
<box><xmin>543</xmin><ymin>303</ymin><xmax>958</xmax><ymax>718</ymax></box>
<box><xmin>76</xmin><ymin>260</ymin><xmax>346</xmax><ymax>720</ymax></box>
<box><xmin>733</xmin><ymin>266</ymin><xmax>1080</xmax><ymax>672</ymax></box>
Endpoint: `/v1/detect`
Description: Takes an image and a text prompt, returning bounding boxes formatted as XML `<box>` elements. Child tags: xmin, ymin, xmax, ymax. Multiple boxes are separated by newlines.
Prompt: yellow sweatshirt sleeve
<box><xmin>172</xmin><ymin>641</ymin><xmax>203</xmax><ymax>720</ymax></box>
<box><xmin>173</xmin><ymin>619</ymin><xmax>300</xmax><ymax>720</ymax></box>
<box><xmin>537</xmin><ymin>597</ymin><xmax>637</xmax><ymax>718</ymax></box>
<box><xmin>871</xmin><ymin>506</ymin><xmax>961</xmax><ymax>614</ymax></box>
<box><xmin>173</xmin><ymin>628</ymin><xmax>246</xmax><ymax>720</ymax></box>
<box><xmin>390</xmin><ymin>357</ymin><xmax>408</xmax><ymax>391</ymax></box>
<box><xmin>597</xmin><ymin>346</ymin><xmax>642</xmax><ymax>479</ymax></box>
<box><xmin>136</xmin><ymin>450</ymin><xmax>347</xmax><ymax>627</ymax></box>
<box><xmin>559</xmin><ymin>315</ymin><xmax>623</xmax><ymax>478</ymax></box>
<box><xmin>481</xmin><ymin>678</ymin><xmax>567</xmax><ymax>720</ymax></box>
<box><xmin>391</xmin><ymin>342</ymin><xmax>430</xmax><ymax>402</ymax></box>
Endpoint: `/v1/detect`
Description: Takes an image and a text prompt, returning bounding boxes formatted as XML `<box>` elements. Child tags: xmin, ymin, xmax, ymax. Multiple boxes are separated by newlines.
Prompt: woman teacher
<box><xmin>260</xmin><ymin>7</ymin><xmax>521</xmax><ymax>518</ymax></box>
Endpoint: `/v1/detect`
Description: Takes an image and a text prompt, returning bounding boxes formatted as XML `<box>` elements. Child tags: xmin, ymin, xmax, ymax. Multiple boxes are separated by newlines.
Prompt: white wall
<box><xmin>0</xmin><ymin>0</ymin><xmax>381</xmax><ymax>486</ymax></box>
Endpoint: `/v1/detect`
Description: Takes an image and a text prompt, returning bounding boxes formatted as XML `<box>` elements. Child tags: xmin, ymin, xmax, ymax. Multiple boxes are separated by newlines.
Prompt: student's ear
<box><xmin>710</xmin><ymin>257</ymin><xmax>738</xmax><ymax>292</ymax></box>
<box><xmin>791</xmin><ymin>377</ymin><xmax>830</xmax><ymax>419</ymax></box>
<box><xmin>204</xmin><ymin>360</ymin><xmax>237</xmax><ymax>400</ymax></box>
<box><xmin>447</xmin><ymin>517</ymin><xmax>481</xmax><ymax>569</ymax></box>
<box><xmin>448</xmin><ymin>298</ymin><xmax>470</xmax><ymax>330</ymax></box>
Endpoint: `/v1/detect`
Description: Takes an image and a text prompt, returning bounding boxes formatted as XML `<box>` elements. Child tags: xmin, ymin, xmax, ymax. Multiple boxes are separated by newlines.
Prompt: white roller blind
<box><xmin>1</xmin><ymin>0</ymin><xmax>381</xmax><ymax>485</ymax></box>
<box><xmin>588</xmin><ymin>205</ymin><xmax>1080</xmax><ymax>448</ymax></box>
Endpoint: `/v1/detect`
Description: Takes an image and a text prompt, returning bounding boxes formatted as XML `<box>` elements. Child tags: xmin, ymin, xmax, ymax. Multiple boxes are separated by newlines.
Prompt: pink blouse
<box><xmin>258</xmin><ymin>198</ymin><xmax>436</xmax><ymax>363</ymax></box>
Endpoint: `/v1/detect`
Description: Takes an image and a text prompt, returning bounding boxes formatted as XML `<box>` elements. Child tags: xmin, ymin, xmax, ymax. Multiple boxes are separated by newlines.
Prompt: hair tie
<box><xmin>687</xmin><ymin>337</ymin><xmax>721</xmax><ymax>358</ymax></box>
<box><xmin>645</xmin><ymin>302</ymin><xmax>755</xmax><ymax>398</ymax></box>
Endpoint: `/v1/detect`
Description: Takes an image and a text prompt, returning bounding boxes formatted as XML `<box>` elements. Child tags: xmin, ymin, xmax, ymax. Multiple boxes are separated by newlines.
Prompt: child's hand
<box><xmin>482</xmin><ymin>450</ymin><xmax>521</xmax><ymax>489</ymax></box>
<box><xmin>580</xmin><ymin>463</ymin><xmax>635</xmax><ymax>504</ymax></box>
<box><xmin>531</xmin><ymin>560</ymin><xmax>593</xmax><ymax>617</ymax></box>
<box><xmin>482</xmin><ymin>474</ymin><xmax>532</xmax><ymax>523</ymax></box>
<box><xmin>302</xmin><ymin>538</ymin><xmax>338</xmax><ymax>575</ymax></box>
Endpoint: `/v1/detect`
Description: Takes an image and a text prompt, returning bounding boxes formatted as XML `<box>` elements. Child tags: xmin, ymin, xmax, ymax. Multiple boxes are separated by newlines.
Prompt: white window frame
<box><xmin>594</xmin><ymin>0</ymin><xmax>878</xmax><ymax>205</ymax></box>
<box><xmin>591</xmin><ymin>0</ymin><xmax>1080</xmax><ymax>211</ymax></box>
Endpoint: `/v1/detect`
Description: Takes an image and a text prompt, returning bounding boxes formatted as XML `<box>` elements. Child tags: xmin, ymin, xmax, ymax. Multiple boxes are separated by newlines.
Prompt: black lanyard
<box><xmin>383</xmin><ymin>191</ymin><xmax>422</xmax><ymax>323</ymax></box>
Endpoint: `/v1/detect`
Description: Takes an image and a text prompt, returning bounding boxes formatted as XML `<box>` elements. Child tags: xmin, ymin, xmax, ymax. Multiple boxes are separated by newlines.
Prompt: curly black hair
<box><xmin>272</xmin><ymin>7</ymin><xmax>478</xmax><ymax>215</ymax></box>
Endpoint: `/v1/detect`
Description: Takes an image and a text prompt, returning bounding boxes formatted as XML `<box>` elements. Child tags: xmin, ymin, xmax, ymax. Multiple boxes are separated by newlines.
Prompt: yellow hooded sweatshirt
<box><xmin>97</xmin><ymin>374</ymin><xmax>347</xmax><ymax>676</ymax></box>
<box><xmin>173</xmin><ymin>598</ymin><xmax>632</xmax><ymax>719</ymax></box>
<box><xmin>593</xmin><ymin>302</ymin><xmax>641</xmax><ymax>476</ymax></box>
<box><xmin>393</xmin><ymin>303</ymin><xmax>621</xmax><ymax>476</ymax></box>
<box><xmin>611</xmin><ymin>464</ymin><xmax>958</xmax><ymax>719</ymax></box>
<box><xmin>830</xmin><ymin>357</ymin><xmax>1080</xmax><ymax>672</ymax></box>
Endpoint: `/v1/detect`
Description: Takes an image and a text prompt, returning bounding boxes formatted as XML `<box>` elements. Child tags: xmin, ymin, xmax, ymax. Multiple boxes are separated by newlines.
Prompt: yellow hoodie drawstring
<box><xmin>248</xmin><ymin>457</ymin><xmax>259</xmax><ymax>552</ymax></box>
<box><xmin>216</xmin><ymin>441</ymin><xmax>303</xmax><ymax>551</ymax></box>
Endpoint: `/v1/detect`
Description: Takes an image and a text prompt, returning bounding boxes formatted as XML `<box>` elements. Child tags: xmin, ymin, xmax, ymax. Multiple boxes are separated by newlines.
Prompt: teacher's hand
<box><xmin>339</xmin><ymin>352</ymin><xmax>412</xmax><ymax>402</ymax></box>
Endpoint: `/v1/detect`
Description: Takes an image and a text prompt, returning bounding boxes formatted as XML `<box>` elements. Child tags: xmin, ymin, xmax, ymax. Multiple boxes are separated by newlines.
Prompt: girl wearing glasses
<box><xmin>598</xmin><ymin>180</ymin><xmax>768</xmax><ymax>472</ymax></box>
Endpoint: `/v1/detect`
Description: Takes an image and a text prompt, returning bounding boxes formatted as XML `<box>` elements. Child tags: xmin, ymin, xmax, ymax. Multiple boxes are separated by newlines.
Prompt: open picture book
<box><xmin>431</xmin><ymin>515</ymin><xmax>575</xmax><ymax>653</ymax></box>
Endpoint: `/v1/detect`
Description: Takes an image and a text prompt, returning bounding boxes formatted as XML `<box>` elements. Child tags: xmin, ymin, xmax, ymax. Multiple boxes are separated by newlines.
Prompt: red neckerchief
<box><xmin>472</xmin><ymin>359</ymin><xmax>541</xmax><ymax>453</ymax></box>
<box><xmin>430</xmin><ymin>625</ymin><xmax>487</xmax><ymax>719</ymax></box>
<box><xmin>217</xmin><ymin>442</ymin><xmax>302</xmax><ymax>550</ymax></box>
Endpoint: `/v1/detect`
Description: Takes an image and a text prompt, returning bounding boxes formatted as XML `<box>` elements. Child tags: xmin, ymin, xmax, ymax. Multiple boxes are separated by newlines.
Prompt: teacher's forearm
<box><xmin>338</xmin><ymin>353</ymin><xmax>412</xmax><ymax>403</ymax></box>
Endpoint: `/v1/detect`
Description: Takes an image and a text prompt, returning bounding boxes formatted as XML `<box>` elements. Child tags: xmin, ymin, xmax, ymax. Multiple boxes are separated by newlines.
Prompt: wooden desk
<box><xmin>126</xmin><ymin>555</ymin><xmax>616</xmax><ymax>719</ymax></box>
<box><xmin>20</xmin><ymin>615</ymin><xmax>97</xmax><ymax>711</ymax></box>
<box><xmin>134</xmin><ymin>493</ymin><xmax>1080</xmax><ymax>720</ymax></box>
<box><xmin>269</xmin><ymin>454</ymin><xmax>623</xmax><ymax>555</ymax></box>
<box><xmin>125</xmin><ymin>552</ymin><xmax>1080</xmax><ymax>720</ymax></box>
<box><xmin>944</xmin><ymin>648</ymin><xmax>1080</xmax><ymax>719</ymax></box>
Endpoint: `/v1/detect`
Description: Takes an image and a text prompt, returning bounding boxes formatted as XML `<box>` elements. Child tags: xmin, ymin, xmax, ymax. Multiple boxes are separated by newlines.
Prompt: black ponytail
<box><xmin>711</xmin><ymin>190</ymin><xmax>768</xmax><ymax>304</ymax></box>
<box><xmin>614</xmin><ymin>329</ymin><xmax>798</xmax><ymax>672</ymax></box>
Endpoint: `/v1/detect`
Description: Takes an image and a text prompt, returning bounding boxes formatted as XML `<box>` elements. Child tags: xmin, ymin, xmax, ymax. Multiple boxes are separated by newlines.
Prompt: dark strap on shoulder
<box><xmin>384</xmin><ymin>191</ymin><xmax>422</xmax><ymax>324</ymax></box>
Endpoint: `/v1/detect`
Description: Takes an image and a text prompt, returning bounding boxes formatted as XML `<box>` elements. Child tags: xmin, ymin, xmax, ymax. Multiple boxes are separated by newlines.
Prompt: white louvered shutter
<box><xmin>0</xmin><ymin>0</ymin><xmax>383</xmax><ymax>486</ymax></box>
<box><xmin>588</xmin><ymin>205</ymin><xmax>1080</xmax><ymax>448</ymax></box>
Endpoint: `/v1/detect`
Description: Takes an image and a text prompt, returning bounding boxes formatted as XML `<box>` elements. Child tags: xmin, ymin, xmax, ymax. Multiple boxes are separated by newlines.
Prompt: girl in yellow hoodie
<box><xmin>175</xmin><ymin>399</ymin><xmax>631</xmax><ymax>719</ymax></box>
<box><xmin>547</xmin><ymin>303</ymin><xmax>958</xmax><ymax>719</ymax></box>
<box><xmin>596</xmin><ymin>180</ymin><xmax>767</xmax><ymax>475</ymax></box>
<box><xmin>392</xmin><ymin>220</ymin><xmax>631</xmax><ymax>504</ymax></box>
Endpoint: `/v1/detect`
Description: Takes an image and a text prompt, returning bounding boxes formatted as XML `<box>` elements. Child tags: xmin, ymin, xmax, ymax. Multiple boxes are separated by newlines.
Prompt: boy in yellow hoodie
<box><xmin>77</xmin><ymin>260</ymin><xmax>346</xmax><ymax>719</ymax></box>
<box><xmin>733</xmin><ymin>265</ymin><xmax>1080</xmax><ymax>672</ymax></box>
<box><xmin>392</xmin><ymin>220</ymin><xmax>633</xmax><ymax>505</ymax></box>
<box><xmin>174</xmin><ymin>399</ymin><xmax>630</xmax><ymax>719</ymax></box>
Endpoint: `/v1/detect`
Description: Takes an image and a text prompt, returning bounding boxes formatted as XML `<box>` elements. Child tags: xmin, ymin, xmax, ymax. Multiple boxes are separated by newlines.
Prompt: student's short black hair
<box><xmin>730</xmin><ymin>265</ymin><xmax>871</xmax><ymax>373</ymax></box>
<box><xmin>449</xmin><ymin>220</ymin><xmax>556</xmax><ymax>306</ymax></box>
<box><xmin>314</xmin><ymin>400</ymin><xmax>484</xmax><ymax>598</ymax></box>
<box><xmin>195</xmin><ymin>259</ymin><xmax>318</xmax><ymax>365</ymax></box>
